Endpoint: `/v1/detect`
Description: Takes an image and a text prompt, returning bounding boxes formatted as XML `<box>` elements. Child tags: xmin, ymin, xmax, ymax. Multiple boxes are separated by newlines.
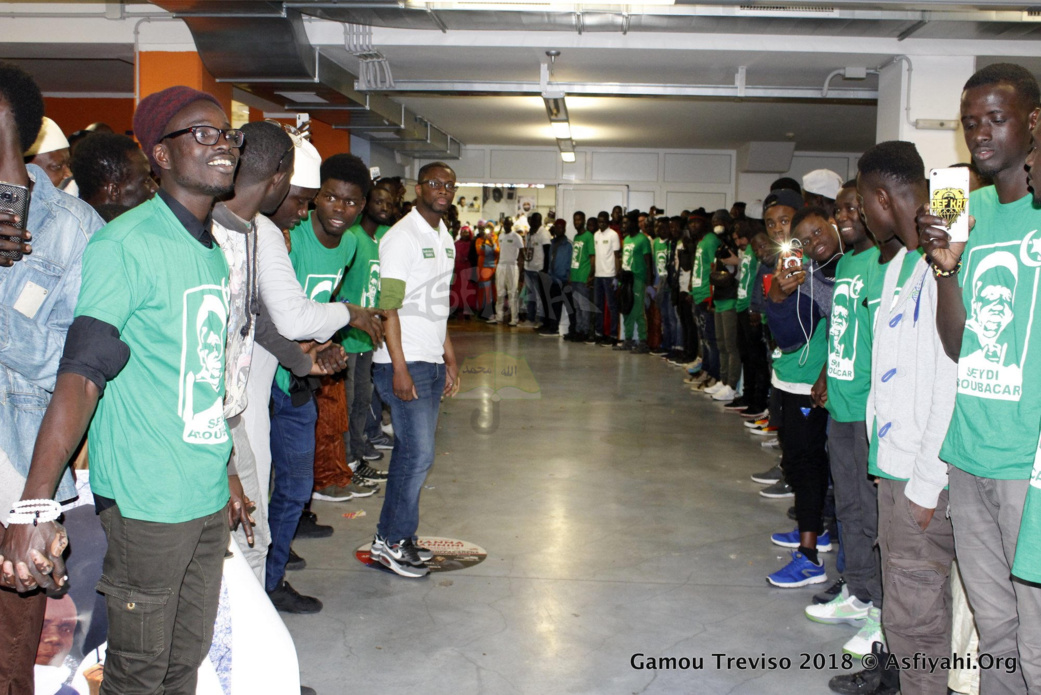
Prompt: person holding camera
<box><xmin>705</xmin><ymin>209</ymin><xmax>742</xmax><ymax>403</ymax></box>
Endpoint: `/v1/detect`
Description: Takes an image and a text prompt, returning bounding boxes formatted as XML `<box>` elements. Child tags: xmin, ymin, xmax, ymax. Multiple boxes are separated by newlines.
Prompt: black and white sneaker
<box><xmin>351</xmin><ymin>460</ymin><xmax>388</xmax><ymax>481</ymax></box>
<box><xmin>723</xmin><ymin>398</ymin><xmax>749</xmax><ymax>411</ymax></box>
<box><xmin>759</xmin><ymin>480</ymin><xmax>794</xmax><ymax>499</ymax></box>
<box><xmin>750</xmin><ymin>464</ymin><xmax>783</xmax><ymax>485</ymax></box>
<box><xmin>404</xmin><ymin>538</ymin><xmax>434</xmax><ymax>563</ymax></box>
<box><xmin>373</xmin><ymin>535</ymin><xmax>429</xmax><ymax>578</ymax></box>
<box><xmin>814</xmin><ymin>577</ymin><xmax>846</xmax><ymax>605</ymax></box>
<box><xmin>369</xmin><ymin>433</ymin><xmax>394</xmax><ymax>450</ymax></box>
<box><xmin>361</xmin><ymin>448</ymin><xmax>385</xmax><ymax>462</ymax></box>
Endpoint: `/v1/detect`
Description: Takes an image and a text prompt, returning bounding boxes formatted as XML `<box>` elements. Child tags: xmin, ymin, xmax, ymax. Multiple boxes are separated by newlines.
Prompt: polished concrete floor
<box><xmin>286</xmin><ymin>322</ymin><xmax>855</xmax><ymax>695</ymax></box>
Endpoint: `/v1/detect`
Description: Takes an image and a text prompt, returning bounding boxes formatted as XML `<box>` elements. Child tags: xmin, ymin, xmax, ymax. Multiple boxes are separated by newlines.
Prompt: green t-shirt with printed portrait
<box><xmin>75</xmin><ymin>196</ymin><xmax>232</xmax><ymax>523</ymax></box>
<box><xmin>772</xmin><ymin>319</ymin><xmax>828</xmax><ymax>385</ymax></box>
<box><xmin>569</xmin><ymin>231</ymin><xmax>595</xmax><ymax>283</ymax></box>
<box><xmin>274</xmin><ymin>213</ymin><xmax>357</xmax><ymax>394</ymax></box>
<box><xmin>653</xmin><ymin>237</ymin><xmax>670</xmax><ymax>281</ymax></box>
<box><xmin>622</xmin><ymin>233</ymin><xmax>652</xmax><ymax>283</ymax></box>
<box><xmin>337</xmin><ymin>224</ymin><xmax>383</xmax><ymax>353</ymax></box>
<box><xmin>867</xmin><ymin>248</ymin><xmax>926</xmax><ymax>479</ymax></box>
<box><xmin>735</xmin><ymin>245</ymin><xmax>759</xmax><ymax>313</ymax></box>
<box><xmin>941</xmin><ymin>189</ymin><xmax>1041</xmax><ymax>480</ymax></box>
<box><xmin>826</xmin><ymin>246</ymin><xmax>880</xmax><ymax>423</ymax></box>
<box><xmin>691</xmin><ymin>232</ymin><xmax>721</xmax><ymax>304</ymax></box>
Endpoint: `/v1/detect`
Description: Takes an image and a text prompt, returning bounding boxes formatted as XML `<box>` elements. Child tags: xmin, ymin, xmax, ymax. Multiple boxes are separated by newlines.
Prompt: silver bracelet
<box><xmin>7</xmin><ymin>499</ymin><xmax>61</xmax><ymax>526</ymax></box>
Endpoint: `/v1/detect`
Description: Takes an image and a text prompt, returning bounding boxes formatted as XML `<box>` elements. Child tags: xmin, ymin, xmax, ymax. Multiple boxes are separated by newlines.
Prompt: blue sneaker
<box><xmin>770</xmin><ymin>527</ymin><xmax>833</xmax><ymax>552</ymax></box>
<box><xmin>767</xmin><ymin>551</ymin><xmax>828</xmax><ymax>588</ymax></box>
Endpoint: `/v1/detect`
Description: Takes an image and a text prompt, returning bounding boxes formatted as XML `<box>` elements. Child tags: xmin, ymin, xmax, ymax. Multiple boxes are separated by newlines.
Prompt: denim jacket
<box><xmin>0</xmin><ymin>165</ymin><xmax>103</xmax><ymax>507</ymax></box>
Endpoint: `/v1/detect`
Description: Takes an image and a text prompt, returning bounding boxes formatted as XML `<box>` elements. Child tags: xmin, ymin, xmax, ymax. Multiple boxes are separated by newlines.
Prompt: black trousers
<box><xmin>737</xmin><ymin>311</ymin><xmax>770</xmax><ymax>411</ymax></box>
<box><xmin>778</xmin><ymin>389</ymin><xmax>830</xmax><ymax>537</ymax></box>
<box><xmin>677</xmin><ymin>294</ymin><xmax>698</xmax><ymax>360</ymax></box>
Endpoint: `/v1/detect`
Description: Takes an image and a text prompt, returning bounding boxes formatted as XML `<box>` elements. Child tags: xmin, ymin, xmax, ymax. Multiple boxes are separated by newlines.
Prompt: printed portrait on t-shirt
<box><xmin>959</xmin><ymin>244</ymin><xmax>1037</xmax><ymax>401</ymax></box>
<box><xmin>691</xmin><ymin>247</ymin><xmax>705</xmax><ymax>288</ymax></box>
<box><xmin>828</xmin><ymin>277</ymin><xmax>862</xmax><ymax>381</ymax></box>
<box><xmin>303</xmin><ymin>270</ymin><xmax>344</xmax><ymax>303</ymax></box>
<box><xmin>179</xmin><ymin>286</ymin><xmax>230</xmax><ymax>445</ymax></box>
<box><xmin>621</xmin><ymin>242</ymin><xmax>634</xmax><ymax>272</ymax></box>
<box><xmin>571</xmin><ymin>240</ymin><xmax>584</xmax><ymax>269</ymax></box>
<box><xmin>361</xmin><ymin>259</ymin><xmax>380</xmax><ymax>309</ymax></box>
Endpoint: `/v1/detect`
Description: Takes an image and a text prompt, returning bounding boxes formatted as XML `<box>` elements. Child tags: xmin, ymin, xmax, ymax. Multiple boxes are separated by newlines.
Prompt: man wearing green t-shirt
<box><xmin>567</xmin><ymin>211</ymin><xmax>596</xmax><ymax>341</ymax></box>
<box><xmin>653</xmin><ymin>217</ymin><xmax>678</xmax><ymax>357</ymax></box>
<box><xmin>266</xmin><ymin>154</ymin><xmax>367</xmax><ymax>611</ymax></box>
<box><xmin>804</xmin><ymin>182</ymin><xmax>888</xmax><ymax>659</ymax></box>
<box><xmin>2</xmin><ymin>87</ymin><xmax>244</xmax><ymax>694</ymax></box>
<box><xmin>690</xmin><ymin>214</ymin><xmax>721</xmax><ymax>381</ymax></box>
<box><xmin>920</xmin><ymin>64</ymin><xmax>1041</xmax><ymax>692</ymax></box>
<box><xmin>339</xmin><ymin>184</ymin><xmax>392</xmax><ymax>479</ymax></box>
<box><xmin>616</xmin><ymin>215</ymin><xmax>653</xmax><ymax>353</ymax></box>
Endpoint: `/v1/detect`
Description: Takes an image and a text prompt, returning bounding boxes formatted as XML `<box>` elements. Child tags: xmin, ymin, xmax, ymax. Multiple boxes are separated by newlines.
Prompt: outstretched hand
<box><xmin>347</xmin><ymin>305</ymin><xmax>388</xmax><ymax>349</ymax></box>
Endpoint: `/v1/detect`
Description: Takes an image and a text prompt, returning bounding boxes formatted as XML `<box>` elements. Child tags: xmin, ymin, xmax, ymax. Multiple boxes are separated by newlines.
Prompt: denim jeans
<box><xmin>593</xmin><ymin>276</ymin><xmax>618</xmax><ymax>338</ymax></box>
<box><xmin>373</xmin><ymin>361</ymin><xmax>445</xmax><ymax>542</ymax></box>
<box><xmin>694</xmin><ymin>304</ymin><xmax>719</xmax><ymax>379</ymax></box>
<box><xmin>571</xmin><ymin>281</ymin><xmax>593</xmax><ymax>335</ymax></box>
<box><xmin>524</xmin><ymin>270</ymin><xmax>541</xmax><ymax>322</ymax></box>
<box><xmin>265</xmin><ymin>383</ymin><xmax>316</xmax><ymax>591</ymax></box>
<box><xmin>344</xmin><ymin>350</ymin><xmax>375</xmax><ymax>462</ymax></box>
<box><xmin>365</xmin><ymin>386</ymin><xmax>384</xmax><ymax>442</ymax></box>
<box><xmin>656</xmin><ymin>285</ymin><xmax>677</xmax><ymax>352</ymax></box>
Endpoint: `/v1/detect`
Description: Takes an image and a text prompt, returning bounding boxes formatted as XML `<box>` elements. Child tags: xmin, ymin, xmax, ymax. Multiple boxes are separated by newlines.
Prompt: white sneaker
<box><xmin>704</xmin><ymin>381</ymin><xmax>725</xmax><ymax>395</ymax></box>
<box><xmin>712</xmin><ymin>385</ymin><xmax>737</xmax><ymax>401</ymax></box>
<box><xmin>805</xmin><ymin>587</ymin><xmax>871</xmax><ymax>626</ymax></box>
<box><xmin>381</xmin><ymin>422</ymin><xmax>394</xmax><ymax>437</ymax></box>
<box><xmin>509</xmin><ymin>319</ymin><xmax>519</xmax><ymax>326</ymax></box>
<box><xmin>487</xmin><ymin>317</ymin><xmax>500</xmax><ymax>324</ymax></box>
<box><xmin>842</xmin><ymin>607</ymin><xmax>885</xmax><ymax>657</ymax></box>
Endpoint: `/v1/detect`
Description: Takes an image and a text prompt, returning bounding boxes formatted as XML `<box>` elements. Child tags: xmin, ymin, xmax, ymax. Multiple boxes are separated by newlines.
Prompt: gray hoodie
<box><xmin>866</xmin><ymin>248</ymin><xmax>957</xmax><ymax>508</ymax></box>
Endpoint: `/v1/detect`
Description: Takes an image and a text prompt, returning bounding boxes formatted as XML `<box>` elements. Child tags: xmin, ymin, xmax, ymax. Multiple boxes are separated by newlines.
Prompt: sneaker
<box><xmin>712</xmin><ymin>385</ymin><xmax>737</xmax><ymax>401</ymax></box>
<box><xmin>509</xmin><ymin>320</ymin><xmax>520</xmax><ymax>326</ymax></box>
<box><xmin>770</xmin><ymin>527</ymin><xmax>833</xmax><ymax>552</ymax></box>
<box><xmin>351</xmin><ymin>461</ymin><xmax>388</xmax><ymax>481</ymax></box>
<box><xmin>538</xmin><ymin>328</ymin><xmax>560</xmax><ymax>337</ymax></box>
<box><xmin>295</xmin><ymin>511</ymin><xmax>333</xmax><ymax>539</ymax></box>
<box><xmin>751</xmin><ymin>425</ymin><xmax>779</xmax><ymax>436</ymax></box>
<box><xmin>612</xmin><ymin>340</ymin><xmax>632</xmax><ymax>351</ymax></box>
<box><xmin>631</xmin><ymin>343</ymin><xmax>651</xmax><ymax>354</ymax></box>
<box><xmin>760</xmin><ymin>438</ymin><xmax>780</xmax><ymax>449</ymax></box>
<box><xmin>361</xmin><ymin>448</ymin><xmax>384</xmax><ymax>462</ymax></box>
<box><xmin>369</xmin><ymin>533</ymin><xmax>386</xmax><ymax>562</ymax></box>
<box><xmin>267</xmin><ymin>579</ymin><xmax>323</xmax><ymax>614</ymax></box>
<box><xmin>759</xmin><ymin>480</ymin><xmax>794</xmax><ymax>499</ymax></box>
<box><xmin>767</xmin><ymin>550</ymin><xmax>827</xmax><ymax>588</ymax></box>
<box><xmin>403</xmin><ymin>538</ymin><xmax>434</xmax><ymax>563</ymax></box>
<box><xmin>487</xmin><ymin>317</ymin><xmax>500</xmax><ymax>324</ymax></box>
<box><xmin>703</xmin><ymin>380</ymin><xmax>725</xmax><ymax>395</ymax></box>
<box><xmin>381</xmin><ymin>422</ymin><xmax>394</xmax><ymax>437</ymax></box>
<box><xmin>312</xmin><ymin>484</ymin><xmax>357</xmax><ymax>502</ymax></box>
<box><xmin>692</xmin><ymin>377</ymin><xmax>718</xmax><ymax>392</ymax></box>
<box><xmin>787</xmin><ymin>505</ymin><xmax>798</xmax><ymax>521</ymax></box>
<box><xmin>598</xmin><ymin>338</ymin><xmax>618</xmax><ymax>348</ymax></box>
<box><xmin>828</xmin><ymin>641</ymin><xmax>899</xmax><ymax>695</ymax></box>
<box><xmin>744</xmin><ymin>417</ymin><xmax>770</xmax><ymax>429</ymax></box>
<box><xmin>374</xmin><ymin>535</ymin><xmax>430</xmax><ymax>578</ymax></box>
<box><xmin>686</xmin><ymin>358</ymin><xmax>703</xmax><ymax>373</ymax></box>
<box><xmin>843</xmin><ymin>607</ymin><xmax>884</xmax><ymax>658</ymax></box>
<box><xmin>649</xmin><ymin>348</ymin><xmax>668</xmax><ymax>356</ymax></box>
<box><xmin>345</xmin><ymin>480</ymin><xmax>377</xmax><ymax>498</ymax></box>
<box><xmin>750</xmin><ymin>464</ymin><xmax>783</xmax><ymax>485</ymax></box>
<box><xmin>723</xmin><ymin>398</ymin><xmax>749</xmax><ymax>411</ymax></box>
<box><xmin>739</xmin><ymin>407</ymin><xmax>768</xmax><ymax>419</ymax></box>
<box><xmin>370</xmin><ymin>433</ymin><xmax>394</xmax><ymax>450</ymax></box>
<box><xmin>814</xmin><ymin>577</ymin><xmax>846</xmax><ymax>605</ymax></box>
<box><xmin>286</xmin><ymin>547</ymin><xmax>306</xmax><ymax>571</ymax></box>
<box><xmin>805</xmin><ymin>587</ymin><xmax>870</xmax><ymax>626</ymax></box>
<box><xmin>584</xmin><ymin>334</ymin><xmax>598</xmax><ymax>344</ymax></box>
<box><xmin>683</xmin><ymin>371</ymin><xmax>705</xmax><ymax>385</ymax></box>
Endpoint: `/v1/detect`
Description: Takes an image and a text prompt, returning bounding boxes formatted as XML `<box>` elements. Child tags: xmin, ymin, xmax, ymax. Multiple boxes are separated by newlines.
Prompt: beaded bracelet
<box><xmin>7</xmin><ymin>499</ymin><xmax>61</xmax><ymax>526</ymax></box>
<box><xmin>933</xmin><ymin>261</ymin><xmax>962</xmax><ymax>278</ymax></box>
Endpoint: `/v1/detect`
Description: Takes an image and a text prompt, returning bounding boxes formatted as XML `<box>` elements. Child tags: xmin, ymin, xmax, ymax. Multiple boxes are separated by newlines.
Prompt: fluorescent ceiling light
<box><xmin>561</xmin><ymin>151</ymin><xmax>576</xmax><ymax>163</ymax></box>
<box><xmin>551</xmin><ymin>121</ymin><xmax>572</xmax><ymax>139</ymax></box>
<box><xmin>416</xmin><ymin>0</ymin><xmax>674</xmax><ymax>7</ymax></box>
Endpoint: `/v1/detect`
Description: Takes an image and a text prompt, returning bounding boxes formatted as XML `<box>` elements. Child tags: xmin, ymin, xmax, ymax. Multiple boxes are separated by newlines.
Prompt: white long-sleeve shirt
<box><xmin>255</xmin><ymin>214</ymin><xmax>350</xmax><ymax>342</ymax></box>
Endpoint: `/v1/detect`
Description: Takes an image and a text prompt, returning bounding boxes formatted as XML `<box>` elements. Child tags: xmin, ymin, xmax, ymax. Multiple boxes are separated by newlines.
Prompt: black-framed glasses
<box><xmin>420</xmin><ymin>179</ymin><xmax>458</xmax><ymax>193</ymax></box>
<box><xmin>160</xmin><ymin>125</ymin><xmax>245</xmax><ymax>148</ymax></box>
<box><xmin>275</xmin><ymin>143</ymin><xmax>295</xmax><ymax>172</ymax></box>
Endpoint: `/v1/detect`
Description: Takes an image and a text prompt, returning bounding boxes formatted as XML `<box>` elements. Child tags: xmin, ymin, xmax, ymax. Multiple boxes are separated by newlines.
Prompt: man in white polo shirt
<box><xmin>593</xmin><ymin>211</ymin><xmax>622</xmax><ymax>345</ymax></box>
<box><xmin>369</xmin><ymin>162</ymin><xmax>461</xmax><ymax>578</ymax></box>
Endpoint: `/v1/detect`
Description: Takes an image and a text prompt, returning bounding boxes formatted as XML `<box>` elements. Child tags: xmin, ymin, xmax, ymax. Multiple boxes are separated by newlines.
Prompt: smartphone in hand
<box><xmin>929</xmin><ymin>167</ymin><xmax>970</xmax><ymax>244</ymax></box>
<box><xmin>0</xmin><ymin>181</ymin><xmax>29</xmax><ymax>261</ymax></box>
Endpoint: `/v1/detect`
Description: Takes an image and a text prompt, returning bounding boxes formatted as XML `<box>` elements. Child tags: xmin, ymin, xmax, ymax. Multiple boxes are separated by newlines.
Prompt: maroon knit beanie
<box><xmin>133</xmin><ymin>86</ymin><xmax>222</xmax><ymax>173</ymax></box>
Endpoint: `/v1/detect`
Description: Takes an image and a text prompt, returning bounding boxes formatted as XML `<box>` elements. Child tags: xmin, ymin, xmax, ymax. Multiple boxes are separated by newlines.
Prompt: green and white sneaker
<box><xmin>843</xmin><ymin>606</ymin><xmax>885</xmax><ymax>658</ymax></box>
<box><xmin>804</xmin><ymin>585</ymin><xmax>871</xmax><ymax>626</ymax></box>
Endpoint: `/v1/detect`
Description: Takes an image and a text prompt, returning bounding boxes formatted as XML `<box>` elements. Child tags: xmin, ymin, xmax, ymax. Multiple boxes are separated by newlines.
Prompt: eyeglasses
<box><xmin>419</xmin><ymin>180</ymin><xmax>458</xmax><ymax>194</ymax></box>
<box><xmin>275</xmin><ymin>143</ymin><xmax>294</xmax><ymax>172</ymax></box>
<box><xmin>160</xmin><ymin>125</ymin><xmax>245</xmax><ymax>148</ymax></box>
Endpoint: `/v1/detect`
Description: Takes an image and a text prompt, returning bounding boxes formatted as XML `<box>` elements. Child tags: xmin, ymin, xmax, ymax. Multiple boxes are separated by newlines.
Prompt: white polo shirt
<box><xmin>594</xmin><ymin>228</ymin><xmax>621</xmax><ymax>277</ymax></box>
<box><xmin>374</xmin><ymin>207</ymin><xmax>455</xmax><ymax>365</ymax></box>
<box><xmin>498</xmin><ymin>230</ymin><xmax>523</xmax><ymax>266</ymax></box>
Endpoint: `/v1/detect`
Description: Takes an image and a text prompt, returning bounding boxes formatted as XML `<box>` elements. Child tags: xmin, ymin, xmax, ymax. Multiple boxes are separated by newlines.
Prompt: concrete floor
<box><xmin>285</xmin><ymin>322</ymin><xmax>857</xmax><ymax>695</ymax></box>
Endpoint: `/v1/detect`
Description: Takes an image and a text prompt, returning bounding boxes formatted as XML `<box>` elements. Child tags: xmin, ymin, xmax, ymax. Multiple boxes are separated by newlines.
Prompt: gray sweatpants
<box><xmin>878</xmin><ymin>478</ymin><xmax>955</xmax><ymax>695</ymax></box>
<box><xmin>828</xmin><ymin>420</ymin><xmax>882</xmax><ymax>606</ymax></box>
<box><xmin>949</xmin><ymin>468</ymin><xmax>1041</xmax><ymax>695</ymax></box>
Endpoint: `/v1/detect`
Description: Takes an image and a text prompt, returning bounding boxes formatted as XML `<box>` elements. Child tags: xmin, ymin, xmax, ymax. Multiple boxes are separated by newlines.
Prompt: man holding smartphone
<box><xmin>0</xmin><ymin>63</ymin><xmax>103</xmax><ymax>693</ymax></box>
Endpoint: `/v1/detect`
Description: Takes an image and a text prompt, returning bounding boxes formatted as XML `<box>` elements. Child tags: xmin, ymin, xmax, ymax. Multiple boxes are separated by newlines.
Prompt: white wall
<box><xmin>350</xmin><ymin>136</ymin><xmax>406</xmax><ymax>180</ymax></box>
<box><xmin>415</xmin><ymin>145</ymin><xmax>863</xmax><ymax>220</ymax></box>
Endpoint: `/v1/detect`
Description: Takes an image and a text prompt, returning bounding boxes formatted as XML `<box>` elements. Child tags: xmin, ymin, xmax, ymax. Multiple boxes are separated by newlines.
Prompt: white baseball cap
<box><xmin>25</xmin><ymin>117</ymin><xmax>70</xmax><ymax>156</ymax></box>
<box><xmin>290</xmin><ymin>136</ymin><xmax>321</xmax><ymax>189</ymax></box>
<box><xmin>802</xmin><ymin>169</ymin><xmax>844</xmax><ymax>200</ymax></box>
